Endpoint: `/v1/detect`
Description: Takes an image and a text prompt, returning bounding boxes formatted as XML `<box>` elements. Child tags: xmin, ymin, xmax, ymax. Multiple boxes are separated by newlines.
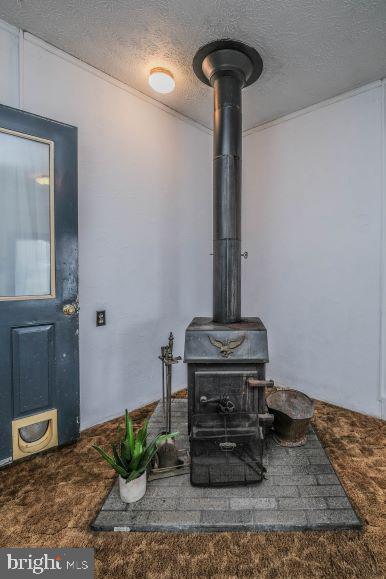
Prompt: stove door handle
<box><xmin>200</xmin><ymin>395</ymin><xmax>235</xmax><ymax>413</ymax></box>
<box><xmin>247</xmin><ymin>379</ymin><xmax>275</xmax><ymax>388</ymax></box>
<box><xmin>200</xmin><ymin>395</ymin><xmax>221</xmax><ymax>405</ymax></box>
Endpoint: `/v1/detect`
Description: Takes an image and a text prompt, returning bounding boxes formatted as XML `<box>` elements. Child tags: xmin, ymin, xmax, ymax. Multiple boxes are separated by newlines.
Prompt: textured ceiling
<box><xmin>1</xmin><ymin>0</ymin><xmax>386</xmax><ymax>130</ymax></box>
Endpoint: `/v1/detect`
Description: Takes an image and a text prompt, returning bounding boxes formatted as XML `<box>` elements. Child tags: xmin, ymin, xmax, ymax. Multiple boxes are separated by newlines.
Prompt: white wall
<box><xmin>0</xmin><ymin>24</ymin><xmax>212</xmax><ymax>429</ymax></box>
<box><xmin>243</xmin><ymin>84</ymin><xmax>385</xmax><ymax>418</ymax></box>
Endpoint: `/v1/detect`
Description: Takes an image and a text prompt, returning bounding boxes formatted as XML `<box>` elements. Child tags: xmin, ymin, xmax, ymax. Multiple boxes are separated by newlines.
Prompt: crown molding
<box><xmin>244</xmin><ymin>80</ymin><xmax>383</xmax><ymax>137</ymax></box>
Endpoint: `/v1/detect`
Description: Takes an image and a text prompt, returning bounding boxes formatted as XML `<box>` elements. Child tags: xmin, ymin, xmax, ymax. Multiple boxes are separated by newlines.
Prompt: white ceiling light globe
<box><xmin>148</xmin><ymin>68</ymin><xmax>175</xmax><ymax>94</ymax></box>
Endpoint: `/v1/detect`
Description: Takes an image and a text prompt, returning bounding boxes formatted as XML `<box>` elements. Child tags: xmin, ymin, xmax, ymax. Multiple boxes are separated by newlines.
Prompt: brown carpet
<box><xmin>0</xmin><ymin>391</ymin><xmax>385</xmax><ymax>579</ymax></box>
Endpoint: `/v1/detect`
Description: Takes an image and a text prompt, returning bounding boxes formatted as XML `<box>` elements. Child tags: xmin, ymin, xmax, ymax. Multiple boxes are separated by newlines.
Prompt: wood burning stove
<box><xmin>185</xmin><ymin>318</ymin><xmax>273</xmax><ymax>485</ymax></box>
<box><xmin>185</xmin><ymin>40</ymin><xmax>273</xmax><ymax>486</ymax></box>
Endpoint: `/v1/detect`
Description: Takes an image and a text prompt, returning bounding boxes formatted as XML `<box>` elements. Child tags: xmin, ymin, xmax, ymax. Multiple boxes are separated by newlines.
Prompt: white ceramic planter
<box><xmin>119</xmin><ymin>472</ymin><xmax>147</xmax><ymax>503</ymax></box>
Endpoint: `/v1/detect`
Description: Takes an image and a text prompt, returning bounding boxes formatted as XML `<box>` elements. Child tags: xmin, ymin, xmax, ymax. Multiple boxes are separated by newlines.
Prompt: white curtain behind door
<box><xmin>0</xmin><ymin>131</ymin><xmax>51</xmax><ymax>297</ymax></box>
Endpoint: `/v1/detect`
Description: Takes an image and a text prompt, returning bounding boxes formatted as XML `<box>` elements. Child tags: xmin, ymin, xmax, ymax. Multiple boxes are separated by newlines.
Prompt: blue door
<box><xmin>0</xmin><ymin>104</ymin><xmax>79</xmax><ymax>465</ymax></box>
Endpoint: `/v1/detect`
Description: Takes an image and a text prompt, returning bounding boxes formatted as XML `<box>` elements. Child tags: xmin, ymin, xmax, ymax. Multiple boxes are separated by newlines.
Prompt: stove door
<box><xmin>194</xmin><ymin>370</ymin><xmax>259</xmax><ymax>415</ymax></box>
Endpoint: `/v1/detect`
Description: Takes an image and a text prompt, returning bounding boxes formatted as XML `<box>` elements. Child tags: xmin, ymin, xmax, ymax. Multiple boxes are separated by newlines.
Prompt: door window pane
<box><xmin>0</xmin><ymin>130</ymin><xmax>53</xmax><ymax>298</ymax></box>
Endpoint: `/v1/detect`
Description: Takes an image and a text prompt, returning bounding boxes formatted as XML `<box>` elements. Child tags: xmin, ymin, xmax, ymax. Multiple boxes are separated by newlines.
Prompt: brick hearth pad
<box><xmin>92</xmin><ymin>399</ymin><xmax>361</xmax><ymax>532</ymax></box>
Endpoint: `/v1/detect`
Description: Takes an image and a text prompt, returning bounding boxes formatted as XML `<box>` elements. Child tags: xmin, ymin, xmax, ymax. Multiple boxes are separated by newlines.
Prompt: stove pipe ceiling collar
<box><xmin>193</xmin><ymin>40</ymin><xmax>263</xmax><ymax>324</ymax></box>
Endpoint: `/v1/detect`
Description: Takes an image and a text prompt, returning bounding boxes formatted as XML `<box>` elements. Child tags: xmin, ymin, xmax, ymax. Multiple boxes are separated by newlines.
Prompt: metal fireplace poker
<box><xmin>185</xmin><ymin>40</ymin><xmax>274</xmax><ymax>487</ymax></box>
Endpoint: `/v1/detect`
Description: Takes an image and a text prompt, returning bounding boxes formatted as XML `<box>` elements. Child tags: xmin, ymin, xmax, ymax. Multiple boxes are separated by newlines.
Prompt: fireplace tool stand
<box><xmin>149</xmin><ymin>333</ymin><xmax>190</xmax><ymax>480</ymax></box>
<box><xmin>160</xmin><ymin>332</ymin><xmax>181</xmax><ymax>439</ymax></box>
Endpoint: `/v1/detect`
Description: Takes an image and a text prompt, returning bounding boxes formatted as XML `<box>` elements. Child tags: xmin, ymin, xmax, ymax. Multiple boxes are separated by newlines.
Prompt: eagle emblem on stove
<box><xmin>208</xmin><ymin>335</ymin><xmax>245</xmax><ymax>358</ymax></box>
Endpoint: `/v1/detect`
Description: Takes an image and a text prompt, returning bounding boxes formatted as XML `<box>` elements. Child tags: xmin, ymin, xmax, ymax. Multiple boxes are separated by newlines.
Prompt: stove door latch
<box><xmin>200</xmin><ymin>394</ymin><xmax>235</xmax><ymax>414</ymax></box>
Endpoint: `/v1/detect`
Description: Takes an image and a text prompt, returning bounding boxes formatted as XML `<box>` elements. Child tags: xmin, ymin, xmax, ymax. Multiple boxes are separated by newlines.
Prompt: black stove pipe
<box><xmin>193</xmin><ymin>41</ymin><xmax>263</xmax><ymax>323</ymax></box>
<box><xmin>212</xmin><ymin>72</ymin><xmax>243</xmax><ymax>323</ymax></box>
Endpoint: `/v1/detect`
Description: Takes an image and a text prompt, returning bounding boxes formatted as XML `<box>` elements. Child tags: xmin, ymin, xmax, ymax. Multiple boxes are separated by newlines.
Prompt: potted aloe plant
<box><xmin>93</xmin><ymin>410</ymin><xmax>178</xmax><ymax>503</ymax></box>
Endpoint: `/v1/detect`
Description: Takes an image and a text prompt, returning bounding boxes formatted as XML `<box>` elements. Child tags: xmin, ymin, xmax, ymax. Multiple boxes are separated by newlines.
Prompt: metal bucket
<box><xmin>266</xmin><ymin>389</ymin><xmax>315</xmax><ymax>447</ymax></box>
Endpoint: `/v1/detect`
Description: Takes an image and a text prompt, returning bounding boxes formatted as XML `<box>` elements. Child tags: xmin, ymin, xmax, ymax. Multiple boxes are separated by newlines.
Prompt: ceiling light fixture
<box><xmin>148</xmin><ymin>68</ymin><xmax>175</xmax><ymax>94</ymax></box>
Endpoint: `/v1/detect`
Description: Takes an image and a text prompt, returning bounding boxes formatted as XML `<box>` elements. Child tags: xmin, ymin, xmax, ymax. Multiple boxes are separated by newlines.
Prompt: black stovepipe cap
<box><xmin>193</xmin><ymin>39</ymin><xmax>263</xmax><ymax>87</ymax></box>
